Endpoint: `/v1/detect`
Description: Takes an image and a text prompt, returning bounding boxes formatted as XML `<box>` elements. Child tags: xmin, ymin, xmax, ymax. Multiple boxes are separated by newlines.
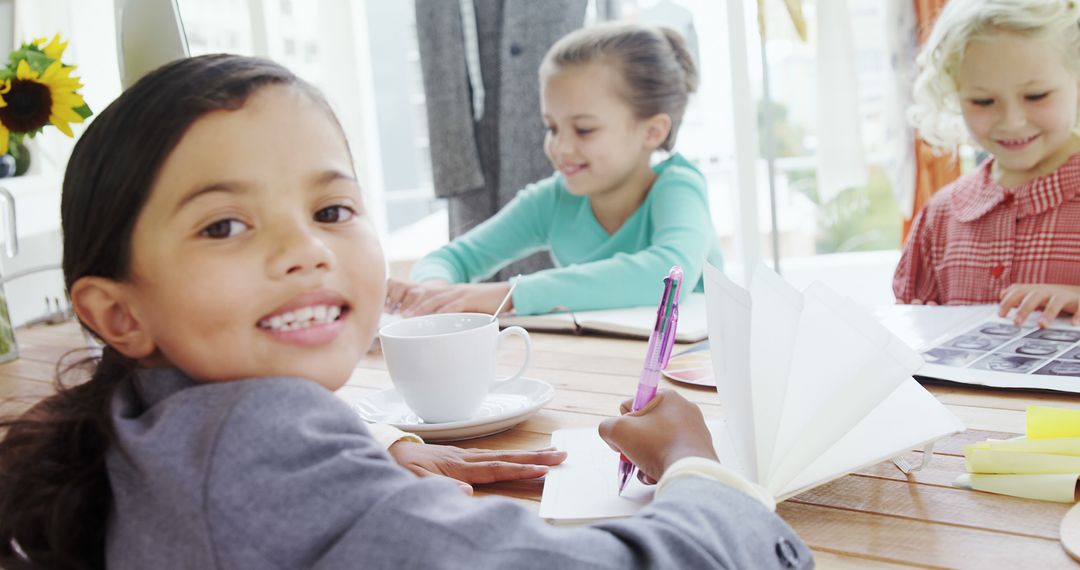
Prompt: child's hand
<box><xmin>385</xmin><ymin>278</ymin><xmax>451</xmax><ymax>314</ymax></box>
<box><xmin>598</xmin><ymin>390</ymin><xmax>717</xmax><ymax>485</ymax></box>
<box><xmin>387</xmin><ymin>441</ymin><xmax>567</xmax><ymax>495</ymax></box>
<box><xmin>999</xmin><ymin>283</ymin><xmax>1080</xmax><ymax>327</ymax></box>
<box><xmin>399</xmin><ymin>282</ymin><xmax>512</xmax><ymax>317</ymax></box>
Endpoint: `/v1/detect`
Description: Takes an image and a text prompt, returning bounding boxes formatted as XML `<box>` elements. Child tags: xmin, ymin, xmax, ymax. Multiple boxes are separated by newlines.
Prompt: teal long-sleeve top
<box><xmin>410</xmin><ymin>153</ymin><xmax>724</xmax><ymax>315</ymax></box>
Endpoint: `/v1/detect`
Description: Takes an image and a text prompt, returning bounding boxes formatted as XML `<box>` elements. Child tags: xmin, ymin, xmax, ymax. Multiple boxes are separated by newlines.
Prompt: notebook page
<box><xmin>539</xmin><ymin>421</ymin><xmax>738</xmax><ymax>523</ymax></box>
<box><xmin>704</xmin><ymin>263</ymin><xmax>759</xmax><ymax>483</ymax></box>
<box><xmin>539</xmin><ymin>428</ymin><xmax>654</xmax><ymax>522</ymax></box>
<box><xmin>814</xmin><ymin>283</ymin><xmax>925</xmax><ymax>369</ymax></box>
<box><xmin>573</xmin><ymin>294</ymin><xmax>709</xmax><ymax>342</ymax></box>
<box><xmin>778</xmin><ymin>377</ymin><xmax>963</xmax><ymax>499</ymax></box>
<box><xmin>498</xmin><ymin>312</ymin><xmax>578</xmax><ymax>333</ymax></box>
<box><xmin>765</xmin><ymin>282</ymin><xmax>920</xmax><ymax>495</ymax></box>
<box><xmin>747</xmin><ymin>265</ymin><xmax>802</xmax><ymax>484</ymax></box>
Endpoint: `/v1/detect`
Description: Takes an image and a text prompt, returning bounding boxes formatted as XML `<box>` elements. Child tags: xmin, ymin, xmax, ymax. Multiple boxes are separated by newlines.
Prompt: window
<box><xmin>608</xmin><ymin>0</ymin><xmax>745</xmax><ymax>274</ymax></box>
<box><xmin>178</xmin><ymin>0</ymin><xmax>442</xmax><ymax>245</ymax></box>
<box><xmin>612</xmin><ymin>0</ymin><xmax>910</xmax><ymax>305</ymax></box>
<box><xmin>31</xmin><ymin>0</ymin><xmax>912</xmax><ymax>304</ymax></box>
<box><xmin>753</xmin><ymin>0</ymin><xmax>901</xmax><ymax>257</ymax></box>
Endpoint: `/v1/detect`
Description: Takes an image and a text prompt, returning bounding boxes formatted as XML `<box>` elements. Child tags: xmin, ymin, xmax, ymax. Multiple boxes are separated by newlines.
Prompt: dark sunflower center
<box><xmin>0</xmin><ymin>80</ymin><xmax>52</xmax><ymax>133</ymax></box>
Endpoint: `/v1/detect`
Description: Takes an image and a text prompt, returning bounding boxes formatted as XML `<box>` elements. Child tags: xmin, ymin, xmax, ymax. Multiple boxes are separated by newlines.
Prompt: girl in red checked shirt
<box><xmin>895</xmin><ymin>0</ymin><xmax>1080</xmax><ymax>328</ymax></box>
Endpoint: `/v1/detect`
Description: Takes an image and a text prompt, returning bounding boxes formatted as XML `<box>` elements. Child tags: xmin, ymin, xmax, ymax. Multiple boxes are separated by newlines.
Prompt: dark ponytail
<box><xmin>0</xmin><ymin>54</ymin><xmax>327</xmax><ymax>569</ymax></box>
<box><xmin>0</xmin><ymin>349</ymin><xmax>133</xmax><ymax>569</ymax></box>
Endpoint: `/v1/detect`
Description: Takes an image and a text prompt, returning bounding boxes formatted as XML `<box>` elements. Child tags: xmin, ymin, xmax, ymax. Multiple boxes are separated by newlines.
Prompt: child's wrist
<box><xmin>661</xmin><ymin>442</ymin><xmax>719</xmax><ymax>474</ymax></box>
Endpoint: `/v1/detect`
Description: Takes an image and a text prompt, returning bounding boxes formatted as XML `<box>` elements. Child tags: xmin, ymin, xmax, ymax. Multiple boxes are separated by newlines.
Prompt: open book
<box><xmin>499</xmin><ymin>293</ymin><xmax>707</xmax><ymax>343</ymax></box>
<box><xmin>539</xmin><ymin>263</ymin><xmax>965</xmax><ymax>524</ymax></box>
<box><xmin>874</xmin><ymin>304</ymin><xmax>1080</xmax><ymax>393</ymax></box>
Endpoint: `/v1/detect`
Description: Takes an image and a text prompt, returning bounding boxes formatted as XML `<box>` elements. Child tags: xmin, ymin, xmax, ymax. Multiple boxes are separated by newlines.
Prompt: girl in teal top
<box><xmin>387</xmin><ymin>24</ymin><xmax>723</xmax><ymax>316</ymax></box>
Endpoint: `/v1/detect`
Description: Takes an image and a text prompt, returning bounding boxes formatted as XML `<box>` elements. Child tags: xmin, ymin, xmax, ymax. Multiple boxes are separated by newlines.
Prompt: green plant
<box><xmin>813</xmin><ymin>166</ymin><xmax>901</xmax><ymax>254</ymax></box>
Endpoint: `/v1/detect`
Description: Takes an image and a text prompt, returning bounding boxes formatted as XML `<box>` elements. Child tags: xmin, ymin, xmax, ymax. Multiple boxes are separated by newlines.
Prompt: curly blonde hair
<box><xmin>909</xmin><ymin>0</ymin><xmax>1080</xmax><ymax>149</ymax></box>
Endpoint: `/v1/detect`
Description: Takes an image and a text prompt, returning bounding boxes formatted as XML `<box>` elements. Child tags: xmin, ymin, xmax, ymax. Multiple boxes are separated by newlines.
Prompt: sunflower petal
<box><xmin>52</xmin><ymin>95</ymin><xmax>86</xmax><ymax>111</ymax></box>
<box><xmin>51</xmin><ymin>106</ymin><xmax>84</xmax><ymax>126</ymax></box>
<box><xmin>43</xmin><ymin>35</ymin><xmax>68</xmax><ymax>60</ymax></box>
<box><xmin>15</xmin><ymin>59</ymin><xmax>36</xmax><ymax>80</ymax></box>
<box><xmin>0</xmin><ymin>127</ymin><xmax>10</xmax><ymax>156</ymax></box>
<box><xmin>40</xmin><ymin>60</ymin><xmax>65</xmax><ymax>82</ymax></box>
<box><xmin>49</xmin><ymin>116</ymin><xmax>74</xmax><ymax>137</ymax></box>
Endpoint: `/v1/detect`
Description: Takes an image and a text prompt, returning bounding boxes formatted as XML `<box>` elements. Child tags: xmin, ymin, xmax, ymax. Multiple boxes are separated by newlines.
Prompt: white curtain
<box><xmin>814</xmin><ymin>0</ymin><xmax>866</xmax><ymax>203</ymax></box>
<box><xmin>883</xmin><ymin>0</ymin><xmax>918</xmax><ymax>219</ymax></box>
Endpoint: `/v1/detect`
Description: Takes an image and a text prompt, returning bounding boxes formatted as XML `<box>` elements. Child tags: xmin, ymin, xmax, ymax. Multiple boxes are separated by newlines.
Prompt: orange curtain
<box><xmin>903</xmin><ymin>0</ymin><xmax>961</xmax><ymax>242</ymax></box>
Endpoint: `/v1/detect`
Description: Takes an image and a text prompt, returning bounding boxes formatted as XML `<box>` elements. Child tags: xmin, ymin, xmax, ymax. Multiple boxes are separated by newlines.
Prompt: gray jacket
<box><xmin>106</xmin><ymin>367</ymin><xmax>813</xmax><ymax>569</ymax></box>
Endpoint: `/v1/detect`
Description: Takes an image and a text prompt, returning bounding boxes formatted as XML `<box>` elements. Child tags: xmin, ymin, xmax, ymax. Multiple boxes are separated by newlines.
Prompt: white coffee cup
<box><xmin>379</xmin><ymin>313</ymin><xmax>532</xmax><ymax>423</ymax></box>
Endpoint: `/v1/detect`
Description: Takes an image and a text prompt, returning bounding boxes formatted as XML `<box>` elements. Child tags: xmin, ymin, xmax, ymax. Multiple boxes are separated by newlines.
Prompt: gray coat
<box><xmin>105</xmin><ymin>367</ymin><xmax>814</xmax><ymax>569</ymax></box>
<box><xmin>415</xmin><ymin>0</ymin><xmax>587</xmax><ymax>280</ymax></box>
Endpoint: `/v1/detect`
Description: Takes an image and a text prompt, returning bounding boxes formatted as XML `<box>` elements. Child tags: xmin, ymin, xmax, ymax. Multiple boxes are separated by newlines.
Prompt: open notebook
<box><xmin>499</xmin><ymin>293</ymin><xmax>707</xmax><ymax>343</ymax></box>
<box><xmin>874</xmin><ymin>304</ymin><xmax>1080</xmax><ymax>394</ymax></box>
<box><xmin>539</xmin><ymin>263</ymin><xmax>965</xmax><ymax>524</ymax></box>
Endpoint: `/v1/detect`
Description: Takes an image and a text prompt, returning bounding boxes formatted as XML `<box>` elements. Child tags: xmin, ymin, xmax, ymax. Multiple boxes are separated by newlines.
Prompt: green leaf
<box><xmin>73</xmin><ymin>104</ymin><xmax>93</xmax><ymax>119</ymax></box>
<box><xmin>0</xmin><ymin>68</ymin><xmax>12</xmax><ymax>81</ymax></box>
<box><xmin>24</xmin><ymin>51</ymin><xmax>54</xmax><ymax>74</ymax></box>
<box><xmin>11</xmin><ymin>128</ymin><xmax>42</xmax><ymax>140</ymax></box>
<box><xmin>0</xmin><ymin>291</ymin><xmax>13</xmax><ymax>356</ymax></box>
<box><xmin>7</xmin><ymin>48</ymin><xmax>28</xmax><ymax>68</ymax></box>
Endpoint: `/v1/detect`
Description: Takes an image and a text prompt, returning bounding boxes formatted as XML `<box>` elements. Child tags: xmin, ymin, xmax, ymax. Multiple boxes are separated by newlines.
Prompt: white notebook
<box><xmin>539</xmin><ymin>263</ymin><xmax>965</xmax><ymax>523</ymax></box>
<box><xmin>499</xmin><ymin>293</ymin><xmax>708</xmax><ymax>343</ymax></box>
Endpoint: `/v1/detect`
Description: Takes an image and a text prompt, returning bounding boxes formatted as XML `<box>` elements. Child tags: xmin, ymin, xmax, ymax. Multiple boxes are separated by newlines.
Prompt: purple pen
<box><xmin>618</xmin><ymin>266</ymin><xmax>683</xmax><ymax>494</ymax></box>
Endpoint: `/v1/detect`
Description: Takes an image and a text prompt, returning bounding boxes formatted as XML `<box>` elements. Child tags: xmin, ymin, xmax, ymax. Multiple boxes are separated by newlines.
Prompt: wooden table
<box><xmin>5</xmin><ymin>320</ymin><xmax>1080</xmax><ymax>568</ymax></box>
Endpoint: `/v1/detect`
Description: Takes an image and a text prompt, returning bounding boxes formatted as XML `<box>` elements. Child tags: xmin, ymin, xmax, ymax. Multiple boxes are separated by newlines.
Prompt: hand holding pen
<box><xmin>598</xmin><ymin>391</ymin><xmax>719</xmax><ymax>489</ymax></box>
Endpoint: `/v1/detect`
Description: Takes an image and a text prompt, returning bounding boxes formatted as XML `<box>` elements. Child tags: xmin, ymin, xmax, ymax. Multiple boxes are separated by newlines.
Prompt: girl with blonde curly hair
<box><xmin>895</xmin><ymin>0</ymin><xmax>1080</xmax><ymax>327</ymax></box>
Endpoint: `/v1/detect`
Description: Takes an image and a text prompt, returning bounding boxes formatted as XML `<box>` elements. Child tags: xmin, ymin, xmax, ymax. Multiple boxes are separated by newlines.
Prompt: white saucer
<box><xmin>353</xmin><ymin>377</ymin><xmax>554</xmax><ymax>442</ymax></box>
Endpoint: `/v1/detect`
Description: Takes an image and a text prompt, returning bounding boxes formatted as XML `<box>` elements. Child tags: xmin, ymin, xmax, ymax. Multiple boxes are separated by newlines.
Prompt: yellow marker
<box><xmin>1028</xmin><ymin>406</ymin><xmax>1080</xmax><ymax>439</ymax></box>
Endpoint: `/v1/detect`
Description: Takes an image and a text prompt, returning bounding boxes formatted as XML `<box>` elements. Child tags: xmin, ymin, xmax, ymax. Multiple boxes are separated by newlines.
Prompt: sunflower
<box><xmin>0</xmin><ymin>59</ymin><xmax>87</xmax><ymax>155</ymax></box>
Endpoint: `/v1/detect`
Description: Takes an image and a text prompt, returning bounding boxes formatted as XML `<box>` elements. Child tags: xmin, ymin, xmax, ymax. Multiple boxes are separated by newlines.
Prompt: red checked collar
<box><xmin>951</xmin><ymin>153</ymin><xmax>1080</xmax><ymax>222</ymax></box>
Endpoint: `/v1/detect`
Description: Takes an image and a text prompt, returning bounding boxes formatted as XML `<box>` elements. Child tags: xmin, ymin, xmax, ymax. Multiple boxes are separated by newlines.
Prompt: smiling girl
<box><xmin>895</xmin><ymin>0</ymin><xmax>1080</xmax><ymax>326</ymax></box>
<box><xmin>386</xmin><ymin>23</ymin><xmax>724</xmax><ymax>317</ymax></box>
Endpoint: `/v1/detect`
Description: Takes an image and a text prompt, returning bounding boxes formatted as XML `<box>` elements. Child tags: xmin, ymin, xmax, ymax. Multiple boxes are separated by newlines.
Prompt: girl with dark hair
<box><xmin>0</xmin><ymin>54</ymin><xmax>808</xmax><ymax>569</ymax></box>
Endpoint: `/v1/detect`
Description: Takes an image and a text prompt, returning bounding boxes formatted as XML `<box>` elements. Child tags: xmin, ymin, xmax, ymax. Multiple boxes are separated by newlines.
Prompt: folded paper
<box><xmin>957</xmin><ymin>407</ymin><xmax>1080</xmax><ymax>503</ymax></box>
<box><xmin>955</xmin><ymin>473</ymin><xmax>1079</xmax><ymax>503</ymax></box>
<box><xmin>966</xmin><ymin>449</ymin><xmax>1080</xmax><ymax>474</ymax></box>
<box><xmin>968</xmin><ymin>437</ymin><xmax>1080</xmax><ymax>456</ymax></box>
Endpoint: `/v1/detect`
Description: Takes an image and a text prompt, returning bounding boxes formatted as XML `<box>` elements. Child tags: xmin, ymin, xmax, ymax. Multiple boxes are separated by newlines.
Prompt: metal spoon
<box><xmin>491</xmin><ymin>274</ymin><xmax>521</xmax><ymax>323</ymax></box>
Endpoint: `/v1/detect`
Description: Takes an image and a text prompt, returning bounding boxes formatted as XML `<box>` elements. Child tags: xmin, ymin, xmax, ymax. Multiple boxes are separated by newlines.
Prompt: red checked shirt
<box><xmin>893</xmin><ymin>154</ymin><xmax>1080</xmax><ymax>304</ymax></box>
